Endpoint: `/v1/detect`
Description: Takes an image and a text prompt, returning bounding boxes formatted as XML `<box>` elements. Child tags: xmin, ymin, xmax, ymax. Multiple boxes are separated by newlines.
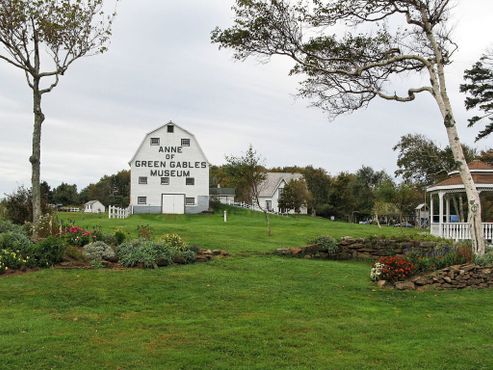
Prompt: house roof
<box><xmin>258</xmin><ymin>172</ymin><xmax>304</xmax><ymax>198</ymax></box>
<box><xmin>128</xmin><ymin>121</ymin><xmax>209</xmax><ymax>165</ymax></box>
<box><xmin>210</xmin><ymin>188</ymin><xmax>236</xmax><ymax>196</ymax></box>
<box><xmin>427</xmin><ymin>161</ymin><xmax>493</xmax><ymax>192</ymax></box>
<box><xmin>85</xmin><ymin>200</ymin><xmax>101</xmax><ymax>206</ymax></box>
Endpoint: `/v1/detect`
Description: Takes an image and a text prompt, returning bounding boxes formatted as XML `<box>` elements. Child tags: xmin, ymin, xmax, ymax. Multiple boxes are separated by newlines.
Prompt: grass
<box><xmin>2</xmin><ymin>208</ymin><xmax>492</xmax><ymax>369</ymax></box>
<box><xmin>60</xmin><ymin>206</ymin><xmax>421</xmax><ymax>254</ymax></box>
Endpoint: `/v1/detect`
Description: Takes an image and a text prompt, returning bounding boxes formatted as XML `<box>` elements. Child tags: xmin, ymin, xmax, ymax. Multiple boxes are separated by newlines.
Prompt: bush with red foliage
<box><xmin>376</xmin><ymin>256</ymin><xmax>415</xmax><ymax>282</ymax></box>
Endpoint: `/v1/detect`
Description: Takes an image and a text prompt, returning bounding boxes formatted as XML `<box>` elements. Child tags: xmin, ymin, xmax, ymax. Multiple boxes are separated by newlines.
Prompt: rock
<box><xmin>414</xmin><ymin>277</ymin><xmax>429</xmax><ymax>286</ymax></box>
<box><xmin>443</xmin><ymin>276</ymin><xmax>453</xmax><ymax>284</ymax></box>
<box><xmin>319</xmin><ymin>252</ymin><xmax>329</xmax><ymax>259</ymax></box>
<box><xmin>289</xmin><ymin>248</ymin><xmax>303</xmax><ymax>256</ymax></box>
<box><xmin>212</xmin><ymin>249</ymin><xmax>222</xmax><ymax>255</ymax></box>
<box><xmin>377</xmin><ymin>280</ymin><xmax>387</xmax><ymax>288</ymax></box>
<box><xmin>304</xmin><ymin>255</ymin><xmax>312</xmax><ymax>259</ymax></box>
<box><xmin>276</xmin><ymin>248</ymin><xmax>290</xmax><ymax>256</ymax></box>
<box><xmin>395</xmin><ymin>281</ymin><xmax>415</xmax><ymax>290</ymax></box>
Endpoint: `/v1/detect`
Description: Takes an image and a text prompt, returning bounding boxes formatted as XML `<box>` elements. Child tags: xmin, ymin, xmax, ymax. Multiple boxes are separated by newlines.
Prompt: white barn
<box><xmin>84</xmin><ymin>200</ymin><xmax>105</xmax><ymax>213</ymax></box>
<box><xmin>255</xmin><ymin>172</ymin><xmax>308</xmax><ymax>214</ymax></box>
<box><xmin>129</xmin><ymin>122</ymin><xmax>210</xmax><ymax>214</ymax></box>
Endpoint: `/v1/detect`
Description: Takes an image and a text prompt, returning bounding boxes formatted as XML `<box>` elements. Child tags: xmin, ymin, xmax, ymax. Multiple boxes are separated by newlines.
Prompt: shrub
<box><xmin>114</xmin><ymin>229</ymin><xmax>126</xmax><ymax>245</ymax></box>
<box><xmin>2</xmin><ymin>186</ymin><xmax>51</xmax><ymax>225</ymax></box>
<box><xmin>371</xmin><ymin>256</ymin><xmax>415</xmax><ymax>282</ymax></box>
<box><xmin>32</xmin><ymin>237</ymin><xmax>66</xmax><ymax>267</ymax></box>
<box><xmin>137</xmin><ymin>225</ymin><xmax>153</xmax><ymax>240</ymax></box>
<box><xmin>0</xmin><ymin>249</ymin><xmax>29</xmax><ymax>271</ymax></box>
<box><xmin>308</xmin><ymin>235</ymin><xmax>339</xmax><ymax>255</ymax></box>
<box><xmin>0</xmin><ymin>231</ymin><xmax>34</xmax><ymax>256</ymax></box>
<box><xmin>475</xmin><ymin>251</ymin><xmax>493</xmax><ymax>267</ymax></box>
<box><xmin>117</xmin><ymin>239</ymin><xmax>175</xmax><ymax>268</ymax></box>
<box><xmin>30</xmin><ymin>213</ymin><xmax>62</xmax><ymax>239</ymax></box>
<box><xmin>160</xmin><ymin>233</ymin><xmax>187</xmax><ymax>251</ymax></box>
<box><xmin>83</xmin><ymin>241</ymin><xmax>116</xmax><ymax>262</ymax></box>
<box><xmin>64</xmin><ymin>246</ymin><xmax>89</xmax><ymax>262</ymax></box>
<box><xmin>64</xmin><ymin>225</ymin><xmax>96</xmax><ymax>246</ymax></box>
<box><xmin>0</xmin><ymin>220</ymin><xmax>27</xmax><ymax>235</ymax></box>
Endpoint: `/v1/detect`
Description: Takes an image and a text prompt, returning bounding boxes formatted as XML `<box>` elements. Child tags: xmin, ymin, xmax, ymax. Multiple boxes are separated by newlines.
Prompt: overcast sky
<box><xmin>0</xmin><ymin>0</ymin><xmax>492</xmax><ymax>196</ymax></box>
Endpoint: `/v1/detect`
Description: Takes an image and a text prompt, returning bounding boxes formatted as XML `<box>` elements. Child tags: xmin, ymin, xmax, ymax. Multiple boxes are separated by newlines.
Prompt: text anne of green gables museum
<box><xmin>129</xmin><ymin>122</ymin><xmax>210</xmax><ymax>214</ymax></box>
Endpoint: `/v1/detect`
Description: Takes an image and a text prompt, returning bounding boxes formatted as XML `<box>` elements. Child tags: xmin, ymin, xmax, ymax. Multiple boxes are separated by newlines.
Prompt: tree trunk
<box><xmin>30</xmin><ymin>81</ymin><xmax>44</xmax><ymax>224</ymax></box>
<box><xmin>422</xmin><ymin>15</ymin><xmax>486</xmax><ymax>255</ymax></box>
<box><xmin>443</xmin><ymin>113</ymin><xmax>485</xmax><ymax>255</ymax></box>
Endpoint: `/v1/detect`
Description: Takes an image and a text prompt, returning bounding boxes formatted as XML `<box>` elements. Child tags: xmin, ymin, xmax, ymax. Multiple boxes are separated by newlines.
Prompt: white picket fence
<box><xmin>431</xmin><ymin>222</ymin><xmax>493</xmax><ymax>241</ymax></box>
<box><xmin>108</xmin><ymin>205</ymin><xmax>131</xmax><ymax>219</ymax></box>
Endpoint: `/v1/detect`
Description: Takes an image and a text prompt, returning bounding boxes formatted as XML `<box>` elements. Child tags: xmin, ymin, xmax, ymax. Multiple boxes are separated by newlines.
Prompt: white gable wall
<box><xmin>129</xmin><ymin>123</ymin><xmax>209</xmax><ymax>214</ymax></box>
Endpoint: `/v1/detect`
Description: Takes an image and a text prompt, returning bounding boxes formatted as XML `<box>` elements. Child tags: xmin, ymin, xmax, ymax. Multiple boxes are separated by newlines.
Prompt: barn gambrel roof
<box><xmin>128</xmin><ymin>121</ymin><xmax>210</xmax><ymax>165</ymax></box>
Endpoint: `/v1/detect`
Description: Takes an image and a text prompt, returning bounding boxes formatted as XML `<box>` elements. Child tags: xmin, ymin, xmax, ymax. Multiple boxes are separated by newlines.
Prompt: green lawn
<box><xmin>1</xmin><ymin>209</ymin><xmax>492</xmax><ymax>369</ymax></box>
<box><xmin>60</xmin><ymin>206</ymin><xmax>421</xmax><ymax>254</ymax></box>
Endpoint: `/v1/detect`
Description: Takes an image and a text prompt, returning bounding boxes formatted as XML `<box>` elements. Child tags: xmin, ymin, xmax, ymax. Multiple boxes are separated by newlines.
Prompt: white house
<box><xmin>84</xmin><ymin>200</ymin><xmax>105</xmax><ymax>214</ymax></box>
<box><xmin>255</xmin><ymin>172</ymin><xmax>308</xmax><ymax>214</ymax></box>
<box><xmin>129</xmin><ymin>122</ymin><xmax>210</xmax><ymax>214</ymax></box>
<box><xmin>210</xmin><ymin>185</ymin><xmax>235</xmax><ymax>205</ymax></box>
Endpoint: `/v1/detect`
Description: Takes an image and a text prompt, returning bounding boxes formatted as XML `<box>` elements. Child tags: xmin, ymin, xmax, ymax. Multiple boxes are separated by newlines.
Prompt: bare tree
<box><xmin>0</xmin><ymin>0</ymin><xmax>117</xmax><ymax>225</ymax></box>
<box><xmin>212</xmin><ymin>0</ymin><xmax>487</xmax><ymax>254</ymax></box>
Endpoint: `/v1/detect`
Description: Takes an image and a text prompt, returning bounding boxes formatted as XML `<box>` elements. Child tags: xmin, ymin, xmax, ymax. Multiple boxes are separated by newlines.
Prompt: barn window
<box><xmin>139</xmin><ymin>177</ymin><xmax>148</xmax><ymax>185</ymax></box>
<box><xmin>167</xmin><ymin>125</ymin><xmax>174</xmax><ymax>133</ymax></box>
<box><xmin>161</xmin><ymin>177</ymin><xmax>170</xmax><ymax>185</ymax></box>
<box><xmin>181</xmin><ymin>138</ymin><xmax>190</xmax><ymax>147</ymax></box>
<box><xmin>150</xmin><ymin>137</ymin><xmax>160</xmax><ymax>146</ymax></box>
<box><xmin>186</xmin><ymin>178</ymin><xmax>195</xmax><ymax>186</ymax></box>
<box><xmin>137</xmin><ymin>196</ymin><xmax>147</xmax><ymax>205</ymax></box>
<box><xmin>186</xmin><ymin>197</ymin><xmax>195</xmax><ymax>205</ymax></box>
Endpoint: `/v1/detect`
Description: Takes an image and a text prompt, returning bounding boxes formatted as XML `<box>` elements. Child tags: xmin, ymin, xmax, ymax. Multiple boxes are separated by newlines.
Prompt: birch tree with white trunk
<box><xmin>0</xmin><ymin>0</ymin><xmax>117</xmax><ymax>226</ymax></box>
<box><xmin>212</xmin><ymin>0</ymin><xmax>487</xmax><ymax>254</ymax></box>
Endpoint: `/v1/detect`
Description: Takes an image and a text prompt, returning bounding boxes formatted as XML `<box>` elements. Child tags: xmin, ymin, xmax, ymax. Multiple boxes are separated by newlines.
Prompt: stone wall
<box><xmin>276</xmin><ymin>237</ymin><xmax>442</xmax><ymax>260</ymax></box>
<box><xmin>391</xmin><ymin>264</ymin><xmax>493</xmax><ymax>290</ymax></box>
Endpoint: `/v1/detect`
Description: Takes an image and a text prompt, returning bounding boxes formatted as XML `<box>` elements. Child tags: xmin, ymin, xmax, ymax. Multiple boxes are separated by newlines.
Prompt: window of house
<box><xmin>186</xmin><ymin>197</ymin><xmax>195</xmax><ymax>206</ymax></box>
<box><xmin>137</xmin><ymin>196</ymin><xmax>147</xmax><ymax>205</ymax></box>
<box><xmin>181</xmin><ymin>138</ymin><xmax>190</xmax><ymax>147</ymax></box>
<box><xmin>266</xmin><ymin>200</ymin><xmax>272</xmax><ymax>211</ymax></box>
<box><xmin>186</xmin><ymin>178</ymin><xmax>195</xmax><ymax>186</ymax></box>
<box><xmin>139</xmin><ymin>177</ymin><xmax>148</xmax><ymax>185</ymax></box>
<box><xmin>167</xmin><ymin>125</ymin><xmax>174</xmax><ymax>133</ymax></box>
<box><xmin>161</xmin><ymin>177</ymin><xmax>170</xmax><ymax>185</ymax></box>
<box><xmin>150</xmin><ymin>137</ymin><xmax>160</xmax><ymax>146</ymax></box>
<box><xmin>278</xmin><ymin>188</ymin><xmax>284</xmax><ymax>197</ymax></box>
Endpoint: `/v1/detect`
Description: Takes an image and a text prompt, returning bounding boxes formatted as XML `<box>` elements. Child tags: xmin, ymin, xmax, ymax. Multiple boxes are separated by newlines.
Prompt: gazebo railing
<box><xmin>431</xmin><ymin>222</ymin><xmax>493</xmax><ymax>240</ymax></box>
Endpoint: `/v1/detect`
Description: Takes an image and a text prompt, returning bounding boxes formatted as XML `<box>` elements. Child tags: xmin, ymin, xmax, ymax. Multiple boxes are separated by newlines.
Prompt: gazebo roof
<box><xmin>427</xmin><ymin>161</ymin><xmax>493</xmax><ymax>192</ymax></box>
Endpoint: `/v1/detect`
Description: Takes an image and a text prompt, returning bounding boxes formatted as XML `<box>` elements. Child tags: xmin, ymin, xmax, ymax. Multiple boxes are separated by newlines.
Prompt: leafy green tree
<box><xmin>278</xmin><ymin>179</ymin><xmax>312</xmax><ymax>214</ymax></box>
<box><xmin>461</xmin><ymin>52</ymin><xmax>493</xmax><ymax>141</ymax></box>
<box><xmin>394</xmin><ymin>134</ymin><xmax>476</xmax><ymax>188</ymax></box>
<box><xmin>79</xmin><ymin>170</ymin><xmax>130</xmax><ymax>207</ymax></box>
<box><xmin>0</xmin><ymin>0</ymin><xmax>117</xmax><ymax>224</ymax></box>
<box><xmin>52</xmin><ymin>183</ymin><xmax>79</xmax><ymax>206</ymax></box>
<box><xmin>224</xmin><ymin>146</ymin><xmax>267</xmax><ymax>207</ymax></box>
<box><xmin>225</xmin><ymin>145</ymin><xmax>270</xmax><ymax>234</ymax></box>
<box><xmin>212</xmin><ymin>0</ymin><xmax>486</xmax><ymax>253</ymax></box>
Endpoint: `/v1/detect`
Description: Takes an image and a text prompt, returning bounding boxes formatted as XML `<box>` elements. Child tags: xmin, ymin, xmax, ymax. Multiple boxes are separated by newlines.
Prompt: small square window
<box><xmin>139</xmin><ymin>177</ymin><xmax>148</xmax><ymax>185</ymax></box>
<box><xmin>137</xmin><ymin>196</ymin><xmax>146</xmax><ymax>205</ymax></box>
<box><xmin>186</xmin><ymin>197</ymin><xmax>195</xmax><ymax>206</ymax></box>
<box><xmin>161</xmin><ymin>177</ymin><xmax>170</xmax><ymax>185</ymax></box>
<box><xmin>150</xmin><ymin>137</ymin><xmax>160</xmax><ymax>146</ymax></box>
<box><xmin>181</xmin><ymin>138</ymin><xmax>190</xmax><ymax>147</ymax></box>
<box><xmin>167</xmin><ymin>125</ymin><xmax>174</xmax><ymax>133</ymax></box>
<box><xmin>186</xmin><ymin>178</ymin><xmax>195</xmax><ymax>186</ymax></box>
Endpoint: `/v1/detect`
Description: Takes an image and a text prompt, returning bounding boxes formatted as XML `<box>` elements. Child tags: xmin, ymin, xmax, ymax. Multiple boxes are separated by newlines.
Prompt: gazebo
<box><xmin>426</xmin><ymin>161</ymin><xmax>493</xmax><ymax>241</ymax></box>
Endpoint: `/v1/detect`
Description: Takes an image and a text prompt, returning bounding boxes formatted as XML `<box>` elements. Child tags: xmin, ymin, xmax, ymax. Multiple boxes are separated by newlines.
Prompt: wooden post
<box><xmin>438</xmin><ymin>191</ymin><xmax>444</xmax><ymax>237</ymax></box>
<box><xmin>224</xmin><ymin>210</ymin><xmax>227</xmax><ymax>223</ymax></box>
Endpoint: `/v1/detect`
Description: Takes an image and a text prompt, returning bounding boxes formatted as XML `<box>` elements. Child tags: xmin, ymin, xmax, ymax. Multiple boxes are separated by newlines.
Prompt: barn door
<box><xmin>161</xmin><ymin>194</ymin><xmax>185</xmax><ymax>214</ymax></box>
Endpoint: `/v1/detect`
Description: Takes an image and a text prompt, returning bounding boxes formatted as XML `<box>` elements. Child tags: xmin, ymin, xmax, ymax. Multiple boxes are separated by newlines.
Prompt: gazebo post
<box><xmin>446</xmin><ymin>195</ymin><xmax>450</xmax><ymax>223</ymax></box>
<box><xmin>430</xmin><ymin>193</ymin><xmax>434</xmax><ymax>226</ymax></box>
<box><xmin>438</xmin><ymin>191</ymin><xmax>444</xmax><ymax>237</ymax></box>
